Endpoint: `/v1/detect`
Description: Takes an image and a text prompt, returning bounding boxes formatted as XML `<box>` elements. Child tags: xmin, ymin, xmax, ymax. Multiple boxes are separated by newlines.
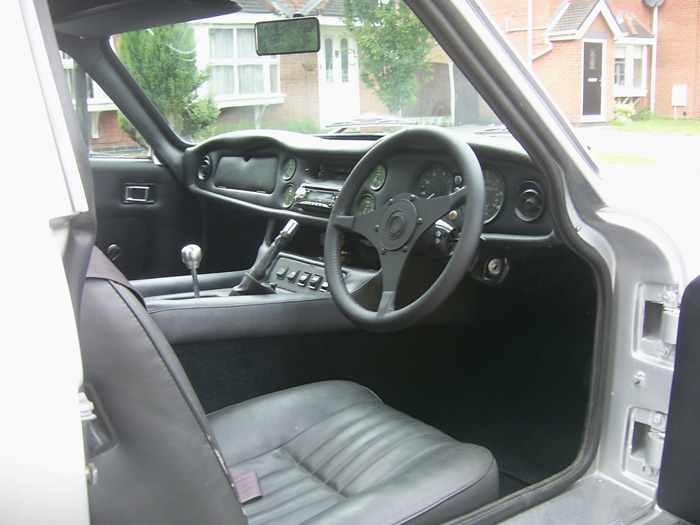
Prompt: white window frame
<box><xmin>613</xmin><ymin>44</ymin><xmax>648</xmax><ymax>98</ymax></box>
<box><xmin>201</xmin><ymin>24</ymin><xmax>284</xmax><ymax>108</ymax></box>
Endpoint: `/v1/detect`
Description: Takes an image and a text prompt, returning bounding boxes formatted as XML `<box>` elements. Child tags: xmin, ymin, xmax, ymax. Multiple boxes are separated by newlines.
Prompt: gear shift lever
<box><xmin>181</xmin><ymin>244</ymin><xmax>202</xmax><ymax>298</ymax></box>
<box><xmin>231</xmin><ymin>219</ymin><xmax>299</xmax><ymax>295</ymax></box>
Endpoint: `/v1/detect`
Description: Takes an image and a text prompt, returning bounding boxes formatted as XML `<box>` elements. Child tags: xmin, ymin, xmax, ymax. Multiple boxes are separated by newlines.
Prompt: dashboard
<box><xmin>185</xmin><ymin>130</ymin><xmax>557</xmax><ymax>248</ymax></box>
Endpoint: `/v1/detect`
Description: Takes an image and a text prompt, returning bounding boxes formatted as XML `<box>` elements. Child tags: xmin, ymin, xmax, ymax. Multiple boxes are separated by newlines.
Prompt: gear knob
<box><xmin>181</xmin><ymin>244</ymin><xmax>203</xmax><ymax>271</ymax></box>
<box><xmin>181</xmin><ymin>244</ymin><xmax>202</xmax><ymax>298</ymax></box>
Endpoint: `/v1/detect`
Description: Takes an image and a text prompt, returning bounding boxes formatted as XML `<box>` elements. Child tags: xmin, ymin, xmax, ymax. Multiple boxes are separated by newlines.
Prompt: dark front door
<box><xmin>582</xmin><ymin>42</ymin><xmax>603</xmax><ymax>117</ymax></box>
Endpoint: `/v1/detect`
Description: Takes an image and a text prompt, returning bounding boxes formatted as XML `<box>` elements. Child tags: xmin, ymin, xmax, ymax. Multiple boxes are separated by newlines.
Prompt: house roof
<box><xmin>550</xmin><ymin>0</ymin><xmax>599</xmax><ymax>33</ymax></box>
<box><xmin>618</xmin><ymin>13</ymin><xmax>654</xmax><ymax>38</ymax></box>
<box><xmin>547</xmin><ymin>0</ymin><xmax>626</xmax><ymax>40</ymax></box>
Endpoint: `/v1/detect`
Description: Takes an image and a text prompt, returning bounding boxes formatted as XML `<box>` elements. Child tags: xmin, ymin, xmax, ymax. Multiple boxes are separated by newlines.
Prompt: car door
<box><xmin>657</xmin><ymin>274</ymin><xmax>700</xmax><ymax>523</ymax></box>
<box><xmin>91</xmin><ymin>156</ymin><xmax>203</xmax><ymax>280</ymax></box>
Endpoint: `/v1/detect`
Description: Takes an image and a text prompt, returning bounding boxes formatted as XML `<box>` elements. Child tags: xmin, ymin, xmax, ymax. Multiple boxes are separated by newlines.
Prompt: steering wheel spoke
<box><xmin>412</xmin><ymin>186</ymin><xmax>468</xmax><ymax>228</ymax></box>
<box><xmin>324</xmin><ymin>126</ymin><xmax>484</xmax><ymax>332</ymax></box>
<box><xmin>329</xmin><ymin>209</ymin><xmax>382</xmax><ymax>247</ymax></box>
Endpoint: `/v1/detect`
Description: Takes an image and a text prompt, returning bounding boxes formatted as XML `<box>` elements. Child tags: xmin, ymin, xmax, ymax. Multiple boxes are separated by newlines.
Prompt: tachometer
<box><xmin>417</xmin><ymin>164</ymin><xmax>453</xmax><ymax>199</ymax></box>
<box><xmin>483</xmin><ymin>167</ymin><xmax>505</xmax><ymax>223</ymax></box>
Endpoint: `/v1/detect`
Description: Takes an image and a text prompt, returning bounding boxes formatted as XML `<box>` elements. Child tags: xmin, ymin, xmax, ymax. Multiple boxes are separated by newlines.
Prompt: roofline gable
<box><xmin>547</xmin><ymin>0</ymin><xmax>624</xmax><ymax>40</ymax></box>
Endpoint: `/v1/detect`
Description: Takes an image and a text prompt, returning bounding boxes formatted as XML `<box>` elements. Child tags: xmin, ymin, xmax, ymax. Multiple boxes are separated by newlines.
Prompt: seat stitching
<box><xmin>284</xmin><ymin>410</ymin><xmax>409</xmax><ymax>485</ymax></box>
<box><xmin>283</xmin><ymin>406</ymin><xmax>398</xmax><ymax>467</ymax></box>
<box><xmin>334</xmin><ymin>428</ymin><xmax>451</xmax><ymax>492</ymax></box>
<box><xmin>316</xmin><ymin>418</ymin><xmax>430</xmax><ymax>488</ymax></box>
<box><xmin>244</xmin><ymin>450</ymin><xmax>346</xmax><ymax>522</ymax></box>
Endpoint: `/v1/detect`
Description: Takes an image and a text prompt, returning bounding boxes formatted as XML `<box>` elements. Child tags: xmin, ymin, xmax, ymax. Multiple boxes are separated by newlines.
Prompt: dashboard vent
<box><xmin>198</xmin><ymin>155</ymin><xmax>213</xmax><ymax>181</ymax></box>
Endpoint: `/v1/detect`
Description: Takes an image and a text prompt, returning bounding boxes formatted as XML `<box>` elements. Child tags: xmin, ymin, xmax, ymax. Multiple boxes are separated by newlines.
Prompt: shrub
<box><xmin>613</xmin><ymin>102</ymin><xmax>636</xmax><ymax>123</ymax></box>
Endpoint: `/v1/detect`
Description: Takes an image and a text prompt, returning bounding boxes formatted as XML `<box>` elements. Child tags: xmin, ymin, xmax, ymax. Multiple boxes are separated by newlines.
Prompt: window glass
<box><xmin>113</xmin><ymin>5</ymin><xmax>500</xmax><ymax>138</ymax></box>
<box><xmin>62</xmin><ymin>51</ymin><xmax>150</xmax><ymax>157</ymax></box>
<box><xmin>210</xmin><ymin>28</ymin><xmax>233</xmax><ymax>59</ymax></box>
<box><xmin>237</xmin><ymin>29</ymin><xmax>256</xmax><ymax>59</ymax></box>
<box><xmin>239</xmin><ymin>65</ymin><xmax>264</xmax><ymax>94</ymax></box>
<box><xmin>341</xmin><ymin>38</ymin><xmax>349</xmax><ymax>83</ymax></box>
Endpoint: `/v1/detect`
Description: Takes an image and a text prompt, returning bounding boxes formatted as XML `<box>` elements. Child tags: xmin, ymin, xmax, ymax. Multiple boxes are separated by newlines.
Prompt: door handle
<box><xmin>123</xmin><ymin>184</ymin><xmax>155</xmax><ymax>204</ymax></box>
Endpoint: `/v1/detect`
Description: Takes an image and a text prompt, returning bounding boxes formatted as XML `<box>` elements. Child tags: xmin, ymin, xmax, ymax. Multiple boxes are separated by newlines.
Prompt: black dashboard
<box><xmin>184</xmin><ymin>129</ymin><xmax>557</xmax><ymax>249</ymax></box>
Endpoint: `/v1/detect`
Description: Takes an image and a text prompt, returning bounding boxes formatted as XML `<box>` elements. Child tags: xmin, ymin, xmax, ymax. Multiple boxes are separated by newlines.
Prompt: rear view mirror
<box><xmin>255</xmin><ymin>17</ymin><xmax>320</xmax><ymax>56</ymax></box>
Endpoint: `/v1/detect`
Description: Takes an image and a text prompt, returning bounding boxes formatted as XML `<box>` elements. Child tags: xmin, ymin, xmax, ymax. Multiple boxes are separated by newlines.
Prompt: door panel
<box><xmin>91</xmin><ymin>157</ymin><xmax>202</xmax><ymax>280</ymax></box>
<box><xmin>583</xmin><ymin>42</ymin><xmax>603</xmax><ymax>116</ymax></box>
<box><xmin>657</xmin><ymin>275</ymin><xmax>700</xmax><ymax>523</ymax></box>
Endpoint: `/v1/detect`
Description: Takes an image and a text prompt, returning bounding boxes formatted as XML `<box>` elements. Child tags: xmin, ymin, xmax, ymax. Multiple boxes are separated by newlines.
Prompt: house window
<box><xmin>614</xmin><ymin>48</ymin><xmax>625</xmax><ymax>86</ymax></box>
<box><xmin>208</xmin><ymin>27</ymin><xmax>279</xmax><ymax>98</ymax></box>
<box><xmin>341</xmin><ymin>39</ymin><xmax>349</xmax><ymax>83</ymax></box>
<box><xmin>325</xmin><ymin>38</ymin><xmax>334</xmax><ymax>82</ymax></box>
<box><xmin>614</xmin><ymin>45</ymin><xmax>647</xmax><ymax>96</ymax></box>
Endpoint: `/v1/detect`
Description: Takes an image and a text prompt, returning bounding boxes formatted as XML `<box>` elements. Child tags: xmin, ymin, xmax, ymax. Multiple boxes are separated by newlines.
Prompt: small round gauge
<box><xmin>482</xmin><ymin>167</ymin><xmax>505</xmax><ymax>223</ymax></box>
<box><xmin>282</xmin><ymin>184</ymin><xmax>296</xmax><ymax>208</ymax></box>
<box><xmin>282</xmin><ymin>158</ymin><xmax>296</xmax><ymax>181</ymax></box>
<box><xmin>358</xmin><ymin>194</ymin><xmax>376</xmax><ymax>215</ymax></box>
<box><xmin>417</xmin><ymin>164</ymin><xmax>453</xmax><ymax>199</ymax></box>
<box><xmin>369</xmin><ymin>165</ymin><xmax>387</xmax><ymax>190</ymax></box>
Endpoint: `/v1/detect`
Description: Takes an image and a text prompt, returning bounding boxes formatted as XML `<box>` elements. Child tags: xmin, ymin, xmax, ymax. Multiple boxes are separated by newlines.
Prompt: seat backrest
<box><xmin>79</xmin><ymin>248</ymin><xmax>247</xmax><ymax>524</ymax></box>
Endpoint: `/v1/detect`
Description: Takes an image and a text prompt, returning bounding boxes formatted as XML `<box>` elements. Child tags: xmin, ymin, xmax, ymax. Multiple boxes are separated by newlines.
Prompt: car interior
<box><xmin>47</xmin><ymin>0</ymin><xmax>602</xmax><ymax>522</ymax></box>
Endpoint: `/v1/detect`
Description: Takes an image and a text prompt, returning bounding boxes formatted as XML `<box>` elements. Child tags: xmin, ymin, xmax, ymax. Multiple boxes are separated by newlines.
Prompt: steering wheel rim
<box><xmin>324</xmin><ymin>126</ymin><xmax>485</xmax><ymax>332</ymax></box>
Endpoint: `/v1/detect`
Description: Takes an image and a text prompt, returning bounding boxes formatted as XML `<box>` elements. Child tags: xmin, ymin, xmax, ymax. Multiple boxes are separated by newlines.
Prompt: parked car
<box><xmin>3</xmin><ymin>0</ymin><xmax>699</xmax><ymax>523</ymax></box>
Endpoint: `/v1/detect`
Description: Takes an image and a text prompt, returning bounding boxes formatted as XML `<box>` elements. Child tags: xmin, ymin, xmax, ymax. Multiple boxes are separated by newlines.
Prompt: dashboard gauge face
<box><xmin>417</xmin><ymin>164</ymin><xmax>453</xmax><ymax>199</ymax></box>
<box><xmin>282</xmin><ymin>184</ymin><xmax>296</xmax><ymax>208</ymax></box>
<box><xmin>358</xmin><ymin>194</ymin><xmax>376</xmax><ymax>215</ymax></box>
<box><xmin>369</xmin><ymin>165</ymin><xmax>387</xmax><ymax>190</ymax></box>
<box><xmin>483</xmin><ymin>167</ymin><xmax>505</xmax><ymax>223</ymax></box>
<box><xmin>282</xmin><ymin>158</ymin><xmax>296</xmax><ymax>180</ymax></box>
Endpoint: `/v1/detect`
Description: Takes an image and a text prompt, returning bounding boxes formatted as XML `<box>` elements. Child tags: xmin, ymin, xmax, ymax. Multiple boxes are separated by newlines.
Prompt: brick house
<box><xmin>77</xmin><ymin>0</ymin><xmax>700</xmax><ymax>152</ymax></box>
<box><xmin>76</xmin><ymin>0</ymin><xmax>496</xmax><ymax>152</ymax></box>
<box><xmin>481</xmin><ymin>0</ymin><xmax>699</xmax><ymax>122</ymax></box>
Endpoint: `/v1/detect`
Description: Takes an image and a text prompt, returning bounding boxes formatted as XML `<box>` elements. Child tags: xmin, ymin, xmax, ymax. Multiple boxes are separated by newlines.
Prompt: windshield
<box><xmin>112</xmin><ymin>1</ymin><xmax>501</xmax><ymax>143</ymax></box>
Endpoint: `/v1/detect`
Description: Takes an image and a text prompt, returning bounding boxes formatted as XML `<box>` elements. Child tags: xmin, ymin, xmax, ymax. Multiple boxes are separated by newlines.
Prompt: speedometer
<box><xmin>417</xmin><ymin>164</ymin><xmax>453</xmax><ymax>199</ymax></box>
<box><xmin>483</xmin><ymin>167</ymin><xmax>505</xmax><ymax>223</ymax></box>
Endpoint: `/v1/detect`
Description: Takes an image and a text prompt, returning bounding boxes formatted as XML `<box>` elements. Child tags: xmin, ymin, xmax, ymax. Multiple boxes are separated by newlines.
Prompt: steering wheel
<box><xmin>324</xmin><ymin>126</ymin><xmax>485</xmax><ymax>332</ymax></box>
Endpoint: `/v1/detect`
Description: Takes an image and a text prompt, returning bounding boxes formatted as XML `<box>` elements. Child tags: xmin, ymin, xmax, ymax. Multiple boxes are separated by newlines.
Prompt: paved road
<box><xmin>574</xmin><ymin>127</ymin><xmax>700</xmax><ymax>281</ymax></box>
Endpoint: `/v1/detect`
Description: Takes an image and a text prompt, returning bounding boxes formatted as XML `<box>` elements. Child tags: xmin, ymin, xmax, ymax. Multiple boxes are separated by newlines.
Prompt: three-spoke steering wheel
<box><xmin>324</xmin><ymin>126</ymin><xmax>485</xmax><ymax>332</ymax></box>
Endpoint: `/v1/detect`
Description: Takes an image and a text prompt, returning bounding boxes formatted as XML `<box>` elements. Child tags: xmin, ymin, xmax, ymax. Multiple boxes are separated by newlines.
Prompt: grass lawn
<box><xmin>609</xmin><ymin>117</ymin><xmax>700</xmax><ymax>135</ymax></box>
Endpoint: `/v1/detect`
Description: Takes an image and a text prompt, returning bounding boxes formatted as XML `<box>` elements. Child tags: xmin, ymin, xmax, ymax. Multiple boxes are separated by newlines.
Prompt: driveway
<box><xmin>575</xmin><ymin>127</ymin><xmax>700</xmax><ymax>282</ymax></box>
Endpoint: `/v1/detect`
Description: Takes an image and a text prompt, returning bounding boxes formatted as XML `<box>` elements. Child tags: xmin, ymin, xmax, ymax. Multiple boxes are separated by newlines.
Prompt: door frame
<box><xmin>581</xmin><ymin>39</ymin><xmax>607</xmax><ymax>123</ymax></box>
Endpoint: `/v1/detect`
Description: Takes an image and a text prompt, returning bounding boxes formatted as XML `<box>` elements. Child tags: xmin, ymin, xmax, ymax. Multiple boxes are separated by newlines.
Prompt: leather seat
<box><xmin>79</xmin><ymin>248</ymin><xmax>498</xmax><ymax>524</ymax></box>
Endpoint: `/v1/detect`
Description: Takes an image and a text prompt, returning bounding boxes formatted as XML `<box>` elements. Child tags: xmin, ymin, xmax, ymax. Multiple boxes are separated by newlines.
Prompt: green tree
<box><xmin>342</xmin><ymin>0</ymin><xmax>434</xmax><ymax>114</ymax></box>
<box><xmin>117</xmin><ymin>24</ymin><xmax>219</xmax><ymax>142</ymax></box>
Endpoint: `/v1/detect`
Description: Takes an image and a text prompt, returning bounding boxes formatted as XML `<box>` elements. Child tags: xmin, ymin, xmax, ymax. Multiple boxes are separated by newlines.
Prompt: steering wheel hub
<box><xmin>379</xmin><ymin>199</ymin><xmax>418</xmax><ymax>251</ymax></box>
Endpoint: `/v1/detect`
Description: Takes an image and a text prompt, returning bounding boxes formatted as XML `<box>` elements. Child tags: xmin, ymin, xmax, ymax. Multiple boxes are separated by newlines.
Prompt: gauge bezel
<box><xmin>416</xmin><ymin>163</ymin><xmax>454</xmax><ymax>199</ymax></box>
<box><xmin>369</xmin><ymin>164</ymin><xmax>387</xmax><ymax>191</ymax></box>
<box><xmin>282</xmin><ymin>158</ymin><xmax>297</xmax><ymax>181</ymax></box>
<box><xmin>357</xmin><ymin>193</ymin><xmax>376</xmax><ymax>215</ymax></box>
<box><xmin>482</xmin><ymin>166</ymin><xmax>506</xmax><ymax>224</ymax></box>
<box><xmin>282</xmin><ymin>184</ymin><xmax>296</xmax><ymax>208</ymax></box>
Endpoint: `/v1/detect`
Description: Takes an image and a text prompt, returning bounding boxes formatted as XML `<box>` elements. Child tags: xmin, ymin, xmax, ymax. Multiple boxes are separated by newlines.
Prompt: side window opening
<box><xmin>61</xmin><ymin>51</ymin><xmax>151</xmax><ymax>157</ymax></box>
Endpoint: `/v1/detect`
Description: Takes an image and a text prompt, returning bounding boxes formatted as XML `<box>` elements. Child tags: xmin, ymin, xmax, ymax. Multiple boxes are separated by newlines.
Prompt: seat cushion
<box><xmin>208</xmin><ymin>381</ymin><xmax>498</xmax><ymax>524</ymax></box>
